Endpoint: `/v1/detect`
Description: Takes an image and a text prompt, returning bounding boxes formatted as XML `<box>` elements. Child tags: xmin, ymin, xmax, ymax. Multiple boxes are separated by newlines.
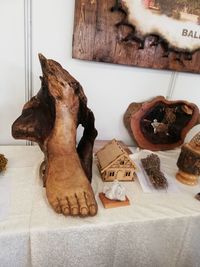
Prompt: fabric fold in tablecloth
<box><xmin>1</xmin><ymin>145</ymin><xmax>200</xmax><ymax>267</ymax></box>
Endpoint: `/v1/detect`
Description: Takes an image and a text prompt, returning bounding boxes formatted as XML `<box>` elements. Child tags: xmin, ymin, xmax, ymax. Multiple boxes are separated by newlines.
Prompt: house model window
<box><xmin>96</xmin><ymin>139</ymin><xmax>137</xmax><ymax>182</ymax></box>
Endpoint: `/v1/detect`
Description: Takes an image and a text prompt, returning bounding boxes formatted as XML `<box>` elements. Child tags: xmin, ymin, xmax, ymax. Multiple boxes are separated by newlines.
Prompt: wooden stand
<box><xmin>99</xmin><ymin>193</ymin><xmax>130</xmax><ymax>209</ymax></box>
<box><xmin>176</xmin><ymin>171</ymin><xmax>198</xmax><ymax>186</ymax></box>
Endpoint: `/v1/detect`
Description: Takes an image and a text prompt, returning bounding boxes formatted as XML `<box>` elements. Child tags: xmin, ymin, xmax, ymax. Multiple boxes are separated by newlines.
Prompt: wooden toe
<box><xmin>68</xmin><ymin>195</ymin><xmax>79</xmax><ymax>215</ymax></box>
<box><xmin>76</xmin><ymin>192</ymin><xmax>89</xmax><ymax>216</ymax></box>
<box><xmin>60</xmin><ymin>198</ymin><xmax>70</xmax><ymax>216</ymax></box>
<box><xmin>85</xmin><ymin>192</ymin><xmax>98</xmax><ymax>216</ymax></box>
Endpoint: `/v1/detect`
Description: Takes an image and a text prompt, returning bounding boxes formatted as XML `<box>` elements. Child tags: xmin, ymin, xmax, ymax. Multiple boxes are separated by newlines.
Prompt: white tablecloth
<box><xmin>0</xmin><ymin>146</ymin><xmax>200</xmax><ymax>267</ymax></box>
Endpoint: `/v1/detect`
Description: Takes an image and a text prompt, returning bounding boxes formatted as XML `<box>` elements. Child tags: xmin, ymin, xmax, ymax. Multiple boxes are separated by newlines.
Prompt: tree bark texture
<box><xmin>73</xmin><ymin>0</ymin><xmax>200</xmax><ymax>73</ymax></box>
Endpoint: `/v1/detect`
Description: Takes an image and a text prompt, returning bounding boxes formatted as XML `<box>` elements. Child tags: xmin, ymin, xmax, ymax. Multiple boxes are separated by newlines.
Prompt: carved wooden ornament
<box><xmin>73</xmin><ymin>0</ymin><xmax>200</xmax><ymax>73</ymax></box>
<box><xmin>177</xmin><ymin>131</ymin><xmax>200</xmax><ymax>185</ymax></box>
<box><xmin>12</xmin><ymin>54</ymin><xmax>98</xmax><ymax>217</ymax></box>
<box><xmin>124</xmin><ymin>96</ymin><xmax>199</xmax><ymax>151</ymax></box>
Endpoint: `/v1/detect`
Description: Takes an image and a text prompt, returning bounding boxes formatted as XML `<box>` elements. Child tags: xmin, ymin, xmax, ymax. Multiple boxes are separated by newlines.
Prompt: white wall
<box><xmin>0</xmin><ymin>0</ymin><xmax>25</xmax><ymax>144</ymax></box>
<box><xmin>1</xmin><ymin>1</ymin><xmax>200</xmax><ymax>145</ymax></box>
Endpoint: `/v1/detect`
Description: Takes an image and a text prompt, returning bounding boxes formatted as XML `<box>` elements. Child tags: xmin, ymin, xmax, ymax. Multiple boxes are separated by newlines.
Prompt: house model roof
<box><xmin>96</xmin><ymin>139</ymin><xmax>135</xmax><ymax>172</ymax></box>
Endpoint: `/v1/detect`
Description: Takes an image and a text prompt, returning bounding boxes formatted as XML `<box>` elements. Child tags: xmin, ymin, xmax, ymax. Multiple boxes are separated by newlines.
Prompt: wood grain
<box><xmin>73</xmin><ymin>0</ymin><xmax>200</xmax><ymax>73</ymax></box>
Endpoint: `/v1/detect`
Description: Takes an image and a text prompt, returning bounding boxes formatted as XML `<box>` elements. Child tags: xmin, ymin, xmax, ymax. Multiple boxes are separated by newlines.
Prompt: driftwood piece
<box><xmin>176</xmin><ymin>132</ymin><xmax>200</xmax><ymax>185</ymax></box>
<box><xmin>73</xmin><ymin>0</ymin><xmax>200</xmax><ymax>73</ymax></box>
<box><xmin>12</xmin><ymin>54</ymin><xmax>98</xmax><ymax>217</ymax></box>
<box><xmin>124</xmin><ymin>96</ymin><xmax>199</xmax><ymax>151</ymax></box>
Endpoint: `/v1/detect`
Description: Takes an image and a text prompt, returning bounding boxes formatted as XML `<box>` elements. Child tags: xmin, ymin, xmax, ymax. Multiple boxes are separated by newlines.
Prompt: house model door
<box><xmin>116</xmin><ymin>170</ymin><xmax>124</xmax><ymax>180</ymax></box>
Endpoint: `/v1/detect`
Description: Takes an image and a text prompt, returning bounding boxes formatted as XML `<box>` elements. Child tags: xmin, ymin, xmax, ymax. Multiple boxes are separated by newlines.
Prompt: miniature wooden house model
<box><xmin>96</xmin><ymin>139</ymin><xmax>137</xmax><ymax>181</ymax></box>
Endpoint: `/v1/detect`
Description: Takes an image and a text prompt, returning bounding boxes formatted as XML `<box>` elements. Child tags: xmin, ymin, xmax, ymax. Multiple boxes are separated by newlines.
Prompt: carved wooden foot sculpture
<box><xmin>12</xmin><ymin>54</ymin><xmax>98</xmax><ymax>216</ymax></box>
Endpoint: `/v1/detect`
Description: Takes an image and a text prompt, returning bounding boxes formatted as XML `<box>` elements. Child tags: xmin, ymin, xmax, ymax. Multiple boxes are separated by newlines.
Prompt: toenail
<box><xmin>55</xmin><ymin>206</ymin><xmax>61</xmax><ymax>214</ymax></box>
<box><xmin>71</xmin><ymin>207</ymin><xmax>79</xmax><ymax>215</ymax></box>
<box><xmin>63</xmin><ymin>207</ymin><xmax>70</xmax><ymax>215</ymax></box>
<box><xmin>80</xmin><ymin>207</ymin><xmax>88</xmax><ymax>216</ymax></box>
<box><xmin>89</xmin><ymin>205</ymin><xmax>97</xmax><ymax>216</ymax></box>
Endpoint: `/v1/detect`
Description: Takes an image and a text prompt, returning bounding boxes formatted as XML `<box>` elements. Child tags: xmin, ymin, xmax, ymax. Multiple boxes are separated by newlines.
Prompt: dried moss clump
<box><xmin>0</xmin><ymin>154</ymin><xmax>8</xmax><ymax>172</ymax></box>
<box><xmin>141</xmin><ymin>153</ymin><xmax>168</xmax><ymax>189</ymax></box>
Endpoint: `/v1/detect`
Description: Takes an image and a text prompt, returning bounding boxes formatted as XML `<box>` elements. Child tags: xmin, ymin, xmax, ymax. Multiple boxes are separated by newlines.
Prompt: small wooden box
<box><xmin>99</xmin><ymin>193</ymin><xmax>130</xmax><ymax>209</ymax></box>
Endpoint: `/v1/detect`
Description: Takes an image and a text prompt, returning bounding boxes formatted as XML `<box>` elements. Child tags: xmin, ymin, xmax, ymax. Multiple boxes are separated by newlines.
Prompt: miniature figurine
<box><xmin>12</xmin><ymin>54</ymin><xmax>98</xmax><ymax>217</ymax></box>
<box><xmin>177</xmin><ymin>132</ymin><xmax>200</xmax><ymax>185</ymax></box>
<box><xmin>141</xmin><ymin>153</ymin><xmax>168</xmax><ymax>189</ymax></box>
<box><xmin>96</xmin><ymin>139</ymin><xmax>137</xmax><ymax>182</ymax></box>
<box><xmin>151</xmin><ymin>119</ymin><xmax>168</xmax><ymax>134</ymax></box>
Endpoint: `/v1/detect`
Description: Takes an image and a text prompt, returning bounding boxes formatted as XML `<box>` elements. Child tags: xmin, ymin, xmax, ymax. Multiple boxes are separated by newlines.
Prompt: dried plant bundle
<box><xmin>141</xmin><ymin>154</ymin><xmax>168</xmax><ymax>189</ymax></box>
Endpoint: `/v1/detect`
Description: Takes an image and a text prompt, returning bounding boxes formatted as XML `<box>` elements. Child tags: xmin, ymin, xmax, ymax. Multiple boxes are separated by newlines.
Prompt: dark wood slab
<box><xmin>72</xmin><ymin>0</ymin><xmax>200</xmax><ymax>73</ymax></box>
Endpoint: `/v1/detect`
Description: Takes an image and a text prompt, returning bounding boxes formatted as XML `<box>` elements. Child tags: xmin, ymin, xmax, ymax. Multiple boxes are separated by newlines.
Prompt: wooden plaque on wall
<box><xmin>72</xmin><ymin>0</ymin><xmax>200</xmax><ymax>74</ymax></box>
